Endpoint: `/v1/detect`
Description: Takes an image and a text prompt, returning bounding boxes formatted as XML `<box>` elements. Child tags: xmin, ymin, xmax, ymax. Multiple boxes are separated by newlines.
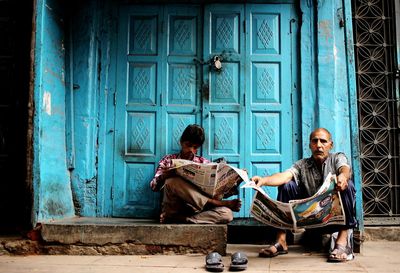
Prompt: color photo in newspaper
<box><xmin>243</xmin><ymin>173</ymin><xmax>346</xmax><ymax>230</ymax></box>
<box><xmin>171</xmin><ymin>159</ymin><xmax>250</xmax><ymax>198</ymax></box>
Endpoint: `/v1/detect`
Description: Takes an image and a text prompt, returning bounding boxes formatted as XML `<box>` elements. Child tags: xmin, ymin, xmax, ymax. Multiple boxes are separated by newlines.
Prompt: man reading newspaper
<box><xmin>246</xmin><ymin>172</ymin><xmax>345</xmax><ymax>230</ymax></box>
<box><xmin>149</xmin><ymin>124</ymin><xmax>242</xmax><ymax>224</ymax></box>
<box><xmin>251</xmin><ymin>128</ymin><xmax>356</xmax><ymax>263</ymax></box>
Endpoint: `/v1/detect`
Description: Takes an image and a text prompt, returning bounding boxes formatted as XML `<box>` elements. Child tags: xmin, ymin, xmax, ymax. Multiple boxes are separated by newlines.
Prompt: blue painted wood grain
<box><xmin>32</xmin><ymin>0</ymin><xmax>75</xmax><ymax>223</ymax></box>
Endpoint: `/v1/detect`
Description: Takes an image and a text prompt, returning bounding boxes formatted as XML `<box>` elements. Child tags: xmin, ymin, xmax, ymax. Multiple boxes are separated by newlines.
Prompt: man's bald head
<box><xmin>309</xmin><ymin>128</ymin><xmax>332</xmax><ymax>142</ymax></box>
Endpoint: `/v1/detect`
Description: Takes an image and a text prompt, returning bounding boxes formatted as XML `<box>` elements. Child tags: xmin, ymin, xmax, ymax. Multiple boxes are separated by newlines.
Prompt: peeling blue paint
<box><xmin>64</xmin><ymin>1</ymin><xmax>101</xmax><ymax>217</ymax></box>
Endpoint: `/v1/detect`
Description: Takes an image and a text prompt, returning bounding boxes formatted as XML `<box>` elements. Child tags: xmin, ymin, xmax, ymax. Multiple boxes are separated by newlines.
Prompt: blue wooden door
<box><xmin>112</xmin><ymin>3</ymin><xmax>296</xmax><ymax>218</ymax></box>
<box><xmin>203</xmin><ymin>4</ymin><xmax>295</xmax><ymax>217</ymax></box>
<box><xmin>112</xmin><ymin>5</ymin><xmax>202</xmax><ymax>217</ymax></box>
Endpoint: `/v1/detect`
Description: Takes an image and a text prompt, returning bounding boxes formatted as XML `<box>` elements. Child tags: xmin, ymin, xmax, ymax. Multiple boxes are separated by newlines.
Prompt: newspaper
<box><xmin>242</xmin><ymin>173</ymin><xmax>346</xmax><ymax>230</ymax></box>
<box><xmin>170</xmin><ymin>159</ymin><xmax>251</xmax><ymax>198</ymax></box>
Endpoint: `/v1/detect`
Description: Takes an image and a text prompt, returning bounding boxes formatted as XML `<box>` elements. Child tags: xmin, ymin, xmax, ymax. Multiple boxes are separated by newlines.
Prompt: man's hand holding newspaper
<box><xmin>242</xmin><ymin>173</ymin><xmax>346</xmax><ymax>230</ymax></box>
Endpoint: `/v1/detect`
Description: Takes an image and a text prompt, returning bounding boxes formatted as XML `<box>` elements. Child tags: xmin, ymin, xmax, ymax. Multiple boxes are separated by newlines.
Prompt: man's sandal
<box><xmin>205</xmin><ymin>252</ymin><xmax>224</xmax><ymax>272</ymax></box>
<box><xmin>259</xmin><ymin>242</ymin><xmax>288</xmax><ymax>258</ymax></box>
<box><xmin>229</xmin><ymin>251</ymin><xmax>248</xmax><ymax>271</ymax></box>
<box><xmin>328</xmin><ymin>244</ymin><xmax>351</xmax><ymax>263</ymax></box>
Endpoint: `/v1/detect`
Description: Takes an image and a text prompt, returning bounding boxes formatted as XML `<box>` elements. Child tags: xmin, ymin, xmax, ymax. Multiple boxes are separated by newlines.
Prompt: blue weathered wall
<box><xmin>32</xmin><ymin>0</ymin><xmax>362</xmax><ymax>226</ymax></box>
<box><xmin>301</xmin><ymin>0</ymin><xmax>352</xmax><ymax>156</ymax></box>
<box><xmin>300</xmin><ymin>0</ymin><xmax>363</xmax><ymax>227</ymax></box>
<box><xmin>32</xmin><ymin>0</ymin><xmax>75</xmax><ymax>223</ymax></box>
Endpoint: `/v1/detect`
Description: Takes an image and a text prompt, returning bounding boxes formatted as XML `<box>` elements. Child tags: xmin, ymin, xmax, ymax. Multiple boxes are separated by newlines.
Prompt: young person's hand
<box><xmin>150</xmin><ymin>180</ymin><xmax>158</xmax><ymax>191</ymax></box>
<box><xmin>162</xmin><ymin>169</ymin><xmax>176</xmax><ymax>179</ymax></box>
<box><xmin>150</xmin><ymin>170</ymin><xmax>177</xmax><ymax>192</ymax></box>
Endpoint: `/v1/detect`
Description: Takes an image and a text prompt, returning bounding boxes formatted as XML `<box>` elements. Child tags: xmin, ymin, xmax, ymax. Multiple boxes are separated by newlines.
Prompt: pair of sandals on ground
<box><xmin>206</xmin><ymin>251</ymin><xmax>248</xmax><ymax>272</ymax></box>
<box><xmin>259</xmin><ymin>241</ymin><xmax>354</xmax><ymax>262</ymax></box>
<box><xmin>205</xmin><ymin>243</ymin><xmax>352</xmax><ymax>272</ymax></box>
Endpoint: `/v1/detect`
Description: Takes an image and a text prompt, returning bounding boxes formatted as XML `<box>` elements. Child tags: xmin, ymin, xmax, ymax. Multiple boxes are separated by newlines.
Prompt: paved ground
<box><xmin>0</xmin><ymin>241</ymin><xmax>399</xmax><ymax>273</ymax></box>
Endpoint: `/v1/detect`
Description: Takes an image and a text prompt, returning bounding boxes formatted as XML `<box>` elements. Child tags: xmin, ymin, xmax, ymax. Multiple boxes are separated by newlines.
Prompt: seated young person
<box><xmin>149</xmin><ymin>124</ymin><xmax>242</xmax><ymax>224</ymax></box>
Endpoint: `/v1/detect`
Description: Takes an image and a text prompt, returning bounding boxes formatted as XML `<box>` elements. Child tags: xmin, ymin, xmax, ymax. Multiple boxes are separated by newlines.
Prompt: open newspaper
<box><xmin>170</xmin><ymin>159</ymin><xmax>251</xmax><ymax>198</ymax></box>
<box><xmin>242</xmin><ymin>173</ymin><xmax>346</xmax><ymax>230</ymax></box>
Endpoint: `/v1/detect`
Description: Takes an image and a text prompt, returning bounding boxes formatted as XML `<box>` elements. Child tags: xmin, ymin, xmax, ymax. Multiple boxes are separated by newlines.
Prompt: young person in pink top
<box><xmin>150</xmin><ymin>124</ymin><xmax>241</xmax><ymax>224</ymax></box>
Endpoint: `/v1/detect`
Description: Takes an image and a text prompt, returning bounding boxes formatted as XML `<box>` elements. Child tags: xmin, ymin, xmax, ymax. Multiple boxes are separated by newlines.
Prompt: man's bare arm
<box><xmin>336</xmin><ymin>165</ymin><xmax>351</xmax><ymax>191</ymax></box>
<box><xmin>251</xmin><ymin>171</ymin><xmax>294</xmax><ymax>187</ymax></box>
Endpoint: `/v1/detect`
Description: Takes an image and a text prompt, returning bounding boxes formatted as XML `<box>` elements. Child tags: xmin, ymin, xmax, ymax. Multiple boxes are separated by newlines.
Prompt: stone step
<box><xmin>2</xmin><ymin>219</ymin><xmax>400</xmax><ymax>255</ymax></box>
<box><xmin>40</xmin><ymin>217</ymin><xmax>227</xmax><ymax>255</ymax></box>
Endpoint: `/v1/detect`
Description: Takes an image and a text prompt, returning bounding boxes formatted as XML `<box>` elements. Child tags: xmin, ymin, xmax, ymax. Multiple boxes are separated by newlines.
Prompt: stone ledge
<box><xmin>0</xmin><ymin>239</ymin><xmax>215</xmax><ymax>255</ymax></box>
<box><xmin>39</xmin><ymin>217</ymin><xmax>227</xmax><ymax>255</ymax></box>
<box><xmin>364</xmin><ymin>227</ymin><xmax>400</xmax><ymax>241</ymax></box>
<box><xmin>2</xmin><ymin>221</ymin><xmax>400</xmax><ymax>256</ymax></box>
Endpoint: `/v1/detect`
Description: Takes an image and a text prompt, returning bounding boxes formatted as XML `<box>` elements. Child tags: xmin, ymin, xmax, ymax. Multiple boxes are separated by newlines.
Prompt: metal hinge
<box><xmin>290</xmin><ymin>19</ymin><xmax>296</xmax><ymax>34</ymax></box>
<box><xmin>113</xmin><ymin>92</ymin><xmax>117</xmax><ymax>106</ymax></box>
<box><xmin>111</xmin><ymin>186</ymin><xmax>114</xmax><ymax>200</ymax></box>
<box><xmin>243</xmin><ymin>20</ymin><xmax>246</xmax><ymax>33</ymax></box>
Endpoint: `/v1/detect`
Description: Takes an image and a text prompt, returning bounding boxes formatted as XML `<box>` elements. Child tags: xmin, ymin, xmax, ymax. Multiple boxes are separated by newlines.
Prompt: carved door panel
<box><xmin>112</xmin><ymin>5</ymin><xmax>202</xmax><ymax>217</ymax></box>
<box><xmin>203</xmin><ymin>4</ymin><xmax>294</xmax><ymax>217</ymax></box>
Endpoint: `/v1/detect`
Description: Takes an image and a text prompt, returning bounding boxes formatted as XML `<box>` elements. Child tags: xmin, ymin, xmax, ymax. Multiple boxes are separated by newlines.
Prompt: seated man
<box><xmin>251</xmin><ymin>128</ymin><xmax>356</xmax><ymax>262</ymax></box>
<box><xmin>150</xmin><ymin>124</ymin><xmax>242</xmax><ymax>224</ymax></box>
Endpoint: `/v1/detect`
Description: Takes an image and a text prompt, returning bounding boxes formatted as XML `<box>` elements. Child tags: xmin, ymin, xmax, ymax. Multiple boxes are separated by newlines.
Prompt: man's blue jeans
<box><xmin>277</xmin><ymin>180</ymin><xmax>357</xmax><ymax>228</ymax></box>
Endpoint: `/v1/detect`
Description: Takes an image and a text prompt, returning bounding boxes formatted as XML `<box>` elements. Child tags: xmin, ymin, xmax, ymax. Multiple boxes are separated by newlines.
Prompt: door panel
<box><xmin>203</xmin><ymin>4</ymin><xmax>245</xmax><ymax>166</ymax></box>
<box><xmin>113</xmin><ymin>6</ymin><xmax>164</xmax><ymax>217</ymax></box>
<box><xmin>245</xmin><ymin>4</ymin><xmax>293</xmax><ymax>212</ymax></box>
<box><xmin>112</xmin><ymin>3</ymin><xmax>295</xmax><ymax>218</ymax></box>
<box><xmin>203</xmin><ymin>4</ymin><xmax>294</xmax><ymax>217</ymax></box>
<box><xmin>113</xmin><ymin>5</ymin><xmax>202</xmax><ymax>217</ymax></box>
<box><xmin>164</xmin><ymin>5</ymin><xmax>202</xmax><ymax>155</ymax></box>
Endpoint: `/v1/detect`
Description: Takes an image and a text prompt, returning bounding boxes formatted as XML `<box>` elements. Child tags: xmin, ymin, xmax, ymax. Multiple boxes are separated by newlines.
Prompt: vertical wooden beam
<box><xmin>342</xmin><ymin>0</ymin><xmax>363</xmax><ymax>230</ymax></box>
<box><xmin>32</xmin><ymin>0</ymin><xmax>75</xmax><ymax>223</ymax></box>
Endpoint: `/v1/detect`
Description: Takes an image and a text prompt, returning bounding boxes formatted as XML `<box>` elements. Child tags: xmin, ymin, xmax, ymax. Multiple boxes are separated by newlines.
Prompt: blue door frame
<box><xmin>31</xmin><ymin>0</ymin><xmax>363</xmax><ymax>229</ymax></box>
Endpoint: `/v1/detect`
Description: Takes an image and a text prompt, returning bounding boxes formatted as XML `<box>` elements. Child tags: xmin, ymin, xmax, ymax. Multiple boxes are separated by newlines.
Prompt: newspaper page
<box><xmin>171</xmin><ymin>159</ymin><xmax>250</xmax><ymax>198</ymax></box>
<box><xmin>242</xmin><ymin>173</ymin><xmax>346</xmax><ymax>230</ymax></box>
<box><xmin>242</xmin><ymin>181</ymin><xmax>294</xmax><ymax>229</ymax></box>
<box><xmin>289</xmin><ymin>173</ymin><xmax>346</xmax><ymax>229</ymax></box>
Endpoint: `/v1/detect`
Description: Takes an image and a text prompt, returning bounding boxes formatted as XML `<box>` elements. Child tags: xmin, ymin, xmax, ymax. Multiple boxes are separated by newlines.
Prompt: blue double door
<box><xmin>112</xmin><ymin>3</ymin><xmax>297</xmax><ymax>218</ymax></box>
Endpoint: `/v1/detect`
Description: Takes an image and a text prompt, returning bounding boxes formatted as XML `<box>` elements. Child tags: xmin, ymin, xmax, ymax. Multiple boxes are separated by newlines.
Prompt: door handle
<box><xmin>193</xmin><ymin>57</ymin><xmax>205</xmax><ymax>64</ymax></box>
<box><xmin>201</xmin><ymin>83</ymin><xmax>209</xmax><ymax>100</ymax></box>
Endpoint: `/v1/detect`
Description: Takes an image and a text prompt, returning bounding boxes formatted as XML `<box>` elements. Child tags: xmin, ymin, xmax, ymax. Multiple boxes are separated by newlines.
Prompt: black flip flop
<box><xmin>229</xmin><ymin>251</ymin><xmax>248</xmax><ymax>271</ymax></box>
<box><xmin>205</xmin><ymin>252</ymin><xmax>224</xmax><ymax>272</ymax></box>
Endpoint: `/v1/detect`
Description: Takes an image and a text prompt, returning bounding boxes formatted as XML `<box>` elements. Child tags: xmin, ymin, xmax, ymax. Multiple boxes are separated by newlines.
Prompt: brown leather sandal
<box><xmin>259</xmin><ymin>242</ymin><xmax>288</xmax><ymax>258</ymax></box>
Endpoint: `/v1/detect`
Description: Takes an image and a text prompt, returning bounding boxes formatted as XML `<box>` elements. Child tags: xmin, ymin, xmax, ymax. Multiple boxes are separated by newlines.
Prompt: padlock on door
<box><xmin>211</xmin><ymin>55</ymin><xmax>222</xmax><ymax>72</ymax></box>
